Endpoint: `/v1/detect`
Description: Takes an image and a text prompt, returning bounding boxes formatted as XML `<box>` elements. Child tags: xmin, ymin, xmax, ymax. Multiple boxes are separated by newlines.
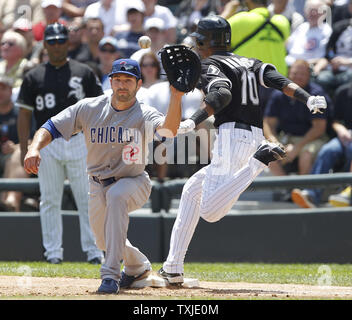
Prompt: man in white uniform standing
<box><xmin>23</xmin><ymin>58</ymin><xmax>185</xmax><ymax>294</ymax></box>
<box><xmin>17</xmin><ymin>23</ymin><xmax>103</xmax><ymax>264</ymax></box>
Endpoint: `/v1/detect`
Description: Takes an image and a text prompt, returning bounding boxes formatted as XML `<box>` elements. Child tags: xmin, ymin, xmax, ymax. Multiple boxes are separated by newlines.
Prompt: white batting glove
<box><xmin>177</xmin><ymin>119</ymin><xmax>196</xmax><ymax>134</ymax></box>
<box><xmin>307</xmin><ymin>96</ymin><xmax>327</xmax><ymax>114</ymax></box>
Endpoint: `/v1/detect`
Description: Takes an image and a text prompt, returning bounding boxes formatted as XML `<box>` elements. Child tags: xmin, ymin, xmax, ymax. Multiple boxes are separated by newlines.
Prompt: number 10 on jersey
<box><xmin>241</xmin><ymin>71</ymin><xmax>259</xmax><ymax>106</ymax></box>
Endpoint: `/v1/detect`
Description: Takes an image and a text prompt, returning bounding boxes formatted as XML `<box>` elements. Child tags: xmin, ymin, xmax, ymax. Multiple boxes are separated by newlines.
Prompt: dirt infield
<box><xmin>1</xmin><ymin>275</ymin><xmax>352</xmax><ymax>299</ymax></box>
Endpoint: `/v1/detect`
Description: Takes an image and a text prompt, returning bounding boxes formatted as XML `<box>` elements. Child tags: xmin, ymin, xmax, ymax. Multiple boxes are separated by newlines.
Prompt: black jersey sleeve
<box><xmin>16</xmin><ymin>72</ymin><xmax>36</xmax><ymax>111</ymax></box>
<box><xmin>85</xmin><ymin>67</ymin><xmax>104</xmax><ymax>97</ymax></box>
<box><xmin>200</xmin><ymin>58</ymin><xmax>232</xmax><ymax>94</ymax></box>
<box><xmin>261</xmin><ymin>64</ymin><xmax>292</xmax><ymax>90</ymax></box>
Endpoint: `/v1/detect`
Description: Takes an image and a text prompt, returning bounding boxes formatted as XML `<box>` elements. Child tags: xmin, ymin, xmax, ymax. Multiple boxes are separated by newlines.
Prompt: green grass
<box><xmin>184</xmin><ymin>263</ymin><xmax>352</xmax><ymax>286</ymax></box>
<box><xmin>1</xmin><ymin>262</ymin><xmax>352</xmax><ymax>286</ymax></box>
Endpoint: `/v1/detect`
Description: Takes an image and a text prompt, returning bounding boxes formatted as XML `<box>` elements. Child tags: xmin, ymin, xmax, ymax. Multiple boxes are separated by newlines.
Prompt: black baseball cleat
<box><xmin>119</xmin><ymin>269</ymin><xmax>151</xmax><ymax>288</ymax></box>
<box><xmin>88</xmin><ymin>257</ymin><xmax>102</xmax><ymax>265</ymax></box>
<box><xmin>158</xmin><ymin>267</ymin><xmax>184</xmax><ymax>285</ymax></box>
<box><xmin>253</xmin><ymin>141</ymin><xmax>286</xmax><ymax>166</ymax></box>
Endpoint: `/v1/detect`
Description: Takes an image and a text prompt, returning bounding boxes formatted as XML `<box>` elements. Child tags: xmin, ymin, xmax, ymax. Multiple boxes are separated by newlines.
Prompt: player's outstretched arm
<box><xmin>23</xmin><ymin>128</ymin><xmax>52</xmax><ymax>175</ymax></box>
<box><xmin>282</xmin><ymin>82</ymin><xmax>327</xmax><ymax>114</ymax></box>
<box><xmin>262</xmin><ymin>68</ymin><xmax>327</xmax><ymax>114</ymax></box>
<box><xmin>156</xmin><ymin>85</ymin><xmax>184</xmax><ymax>138</ymax></box>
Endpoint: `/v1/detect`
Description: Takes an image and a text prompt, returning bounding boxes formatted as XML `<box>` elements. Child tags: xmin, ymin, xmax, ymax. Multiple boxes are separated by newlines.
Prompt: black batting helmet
<box><xmin>44</xmin><ymin>23</ymin><xmax>69</xmax><ymax>41</ymax></box>
<box><xmin>190</xmin><ymin>15</ymin><xmax>231</xmax><ymax>50</ymax></box>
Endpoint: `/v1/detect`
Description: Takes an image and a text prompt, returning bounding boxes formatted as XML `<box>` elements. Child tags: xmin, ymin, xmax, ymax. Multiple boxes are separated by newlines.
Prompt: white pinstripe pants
<box><xmin>38</xmin><ymin>134</ymin><xmax>102</xmax><ymax>261</ymax></box>
<box><xmin>163</xmin><ymin>123</ymin><xmax>266</xmax><ymax>274</ymax></box>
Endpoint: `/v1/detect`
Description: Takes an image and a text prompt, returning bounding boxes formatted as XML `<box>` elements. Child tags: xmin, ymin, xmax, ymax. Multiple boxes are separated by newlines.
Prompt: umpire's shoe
<box><xmin>119</xmin><ymin>269</ymin><xmax>151</xmax><ymax>288</ymax></box>
<box><xmin>158</xmin><ymin>267</ymin><xmax>184</xmax><ymax>285</ymax></box>
<box><xmin>253</xmin><ymin>141</ymin><xmax>286</xmax><ymax>166</ymax></box>
<box><xmin>97</xmin><ymin>278</ymin><xmax>119</xmax><ymax>294</ymax></box>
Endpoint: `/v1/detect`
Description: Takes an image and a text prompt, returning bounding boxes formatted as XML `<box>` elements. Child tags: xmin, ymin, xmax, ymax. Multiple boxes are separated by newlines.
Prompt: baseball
<box><xmin>138</xmin><ymin>36</ymin><xmax>151</xmax><ymax>49</ymax></box>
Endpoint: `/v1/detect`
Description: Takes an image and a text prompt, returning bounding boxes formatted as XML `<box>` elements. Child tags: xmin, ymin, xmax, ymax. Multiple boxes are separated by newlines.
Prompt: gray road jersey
<box><xmin>50</xmin><ymin>94</ymin><xmax>165</xmax><ymax>179</ymax></box>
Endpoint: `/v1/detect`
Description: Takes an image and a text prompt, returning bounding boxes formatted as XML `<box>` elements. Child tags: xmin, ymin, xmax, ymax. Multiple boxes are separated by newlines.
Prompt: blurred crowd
<box><xmin>0</xmin><ymin>0</ymin><xmax>352</xmax><ymax>211</ymax></box>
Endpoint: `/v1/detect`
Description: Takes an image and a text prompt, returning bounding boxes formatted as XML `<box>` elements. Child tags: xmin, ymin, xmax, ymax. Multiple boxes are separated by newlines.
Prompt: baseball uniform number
<box><xmin>241</xmin><ymin>71</ymin><xmax>259</xmax><ymax>106</ymax></box>
<box><xmin>36</xmin><ymin>93</ymin><xmax>56</xmax><ymax>110</ymax></box>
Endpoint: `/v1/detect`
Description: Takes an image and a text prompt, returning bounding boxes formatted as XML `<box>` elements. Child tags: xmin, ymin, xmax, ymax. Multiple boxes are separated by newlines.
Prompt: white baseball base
<box><xmin>130</xmin><ymin>274</ymin><xmax>199</xmax><ymax>288</ymax></box>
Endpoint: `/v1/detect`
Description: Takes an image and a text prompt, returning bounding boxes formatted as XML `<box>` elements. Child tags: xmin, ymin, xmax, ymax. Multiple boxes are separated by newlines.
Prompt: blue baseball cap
<box><xmin>109</xmin><ymin>59</ymin><xmax>141</xmax><ymax>79</ymax></box>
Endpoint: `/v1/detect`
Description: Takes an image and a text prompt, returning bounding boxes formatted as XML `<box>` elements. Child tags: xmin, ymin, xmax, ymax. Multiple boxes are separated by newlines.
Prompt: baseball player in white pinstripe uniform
<box><xmin>17</xmin><ymin>23</ymin><xmax>103</xmax><ymax>264</ymax></box>
<box><xmin>22</xmin><ymin>57</ymin><xmax>185</xmax><ymax>294</ymax></box>
<box><xmin>158</xmin><ymin>16</ymin><xmax>328</xmax><ymax>284</ymax></box>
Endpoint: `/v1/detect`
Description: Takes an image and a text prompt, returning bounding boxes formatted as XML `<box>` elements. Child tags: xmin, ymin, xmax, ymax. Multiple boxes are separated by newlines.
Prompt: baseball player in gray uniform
<box><xmin>23</xmin><ymin>58</ymin><xmax>184</xmax><ymax>294</ymax></box>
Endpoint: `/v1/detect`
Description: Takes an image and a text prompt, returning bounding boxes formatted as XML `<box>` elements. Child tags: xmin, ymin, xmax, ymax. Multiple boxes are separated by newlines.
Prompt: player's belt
<box><xmin>92</xmin><ymin>176</ymin><xmax>120</xmax><ymax>187</ymax></box>
<box><xmin>234</xmin><ymin>122</ymin><xmax>252</xmax><ymax>131</ymax></box>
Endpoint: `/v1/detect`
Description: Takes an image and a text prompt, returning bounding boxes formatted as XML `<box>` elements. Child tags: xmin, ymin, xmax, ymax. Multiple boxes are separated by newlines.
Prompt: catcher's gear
<box><xmin>307</xmin><ymin>96</ymin><xmax>327</xmax><ymax>114</ymax></box>
<box><xmin>190</xmin><ymin>15</ymin><xmax>231</xmax><ymax>50</ymax></box>
<box><xmin>159</xmin><ymin>45</ymin><xmax>201</xmax><ymax>93</ymax></box>
<box><xmin>177</xmin><ymin>119</ymin><xmax>196</xmax><ymax>134</ymax></box>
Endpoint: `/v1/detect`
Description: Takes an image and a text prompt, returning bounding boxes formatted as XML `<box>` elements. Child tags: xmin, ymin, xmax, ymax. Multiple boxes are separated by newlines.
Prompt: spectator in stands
<box><xmin>224</xmin><ymin>0</ymin><xmax>290</xmax><ymax>77</ymax></box>
<box><xmin>97</xmin><ymin>36</ymin><xmax>122</xmax><ymax>90</ymax></box>
<box><xmin>327</xmin><ymin>169</ymin><xmax>352</xmax><ymax>206</ymax></box>
<box><xmin>267</xmin><ymin>0</ymin><xmax>304</xmax><ymax>32</ymax></box>
<box><xmin>139</xmin><ymin>52</ymin><xmax>161</xmax><ymax>88</ymax></box>
<box><xmin>32</xmin><ymin>0</ymin><xmax>66</xmax><ymax>41</ymax></box>
<box><xmin>0</xmin><ymin>20</ymin><xmax>5</xmax><ymax>39</ymax></box>
<box><xmin>67</xmin><ymin>17</ymin><xmax>92</xmax><ymax>63</ymax></box>
<box><xmin>175</xmin><ymin>0</ymin><xmax>219</xmax><ymax>40</ymax></box>
<box><xmin>62</xmin><ymin>0</ymin><xmax>98</xmax><ymax>18</ymax></box>
<box><xmin>84</xmin><ymin>17</ymin><xmax>105</xmax><ymax>64</ymax></box>
<box><xmin>264</xmin><ymin>59</ymin><xmax>331</xmax><ymax>176</ymax></box>
<box><xmin>0</xmin><ymin>0</ymin><xmax>44</xmax><ymax>29</ymax></box>
<box><xmin>291</xmin><ymin>80</ymin><xmax>352</xmax><ymax>208</ymax></box>
<box><xmin>12</xmin><ymin>18</ymin><xmax>34</xmax><ymax>61</ymax></box>
<box><xmin>224</xmin><ymin>0</ymin><xmax>291</xmax><ymax>114</ymax></box>
<box><xmin>332</xmin><ymin>0</ymin><xmax>352</xmax><ymax>25</ymax></box>
<box><xmin>285</xmin><ymin>0</ymin><xmax>332</xmax><ymax>68</ymax></box>
<box><xmin>12</xmin><ymin>18</ymin><xmax>44</xmax><ymax>72</ymax></box>
<box><xmin>313</xmin><ymin>2</ymin><xmax>352</xmax><ymax>98</ymax></box>
<box><xmin>114</xmin><ymin>1</ymin><xmax>146</xmax><ymax>58</ymax></box>
<box><xmin>0</xmin><ymin>75</ymin><xmax>33</xmax><ymax>212</ymax></box>
<box><xmin>0</xmin><ymin>30</ymin><xmax>28</xmax><ymax>88</ymax></box>
<box><xmin>293</xmin><ymin>0</ymin><xmax>306</xmax><ymax>16</ymax></box>
<box><xmin>130</xmin><ymin>17</ymin><xmax>168</xmax><ymax>77</ymax></box>
<box><xmin>142</xmin><ymin>0</ymin><xmax>178</xmax><ymax>44</ymax></box>
<box><xmin>103</xmin><ymin>51</ymin><xmax>160</xmax><ymax>98</ymax></box>
<box><xmin>137</xmin><ymin>52</ymin><xmax>161</xmax><ymax>102</ymax></box>
<box><xmin>220</xmin><ymin>0</ymin><xmax>247</xmax><ymax>19</ymax></box>
<box><xmin>83</xmin><ymin>0</ymin><xmax>129</xmax><ymax>36</ymax></box>
<box><xmin>0</xmin><ymin>21</ymin><xmax>6</xmax><ymax>59</ymax></box>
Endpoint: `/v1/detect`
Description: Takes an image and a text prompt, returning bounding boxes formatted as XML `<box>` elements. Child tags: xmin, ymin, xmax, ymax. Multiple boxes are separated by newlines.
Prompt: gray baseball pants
<box><xmin>88</xmin><ymin>171</ymin><xmax>152</xmax><ymax>281</ymax></box>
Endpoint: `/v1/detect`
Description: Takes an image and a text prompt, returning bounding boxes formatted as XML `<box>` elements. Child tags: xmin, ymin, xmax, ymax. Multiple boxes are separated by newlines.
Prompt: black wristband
<box><xmin>293</xmin><ymin>87</ymin><xmax>310</xmax><ymax>104</ymax></box>
<box><xmin>190</xmin><ymin>109</ymin><xmax>209</xmax><ymax>126</ymax></box>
